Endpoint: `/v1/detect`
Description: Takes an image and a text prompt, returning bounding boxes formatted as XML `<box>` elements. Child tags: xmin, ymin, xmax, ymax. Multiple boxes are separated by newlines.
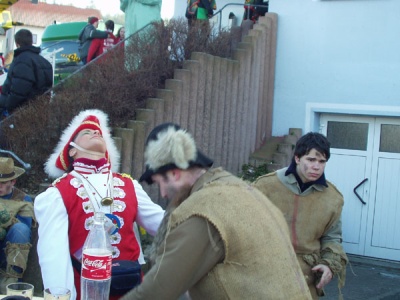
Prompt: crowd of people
<box><xmin>0</xmin><ymin>109</ymin><xmax>347</xmax><ymax>300</ymax></box>
<box><xmin>0</xmin><ymin>18</ymin><xmax>126</xmax><ymax>117</ymax></box>
<box><xmin>0</xmin><ymin>104</ymin><xmax>348</xmax><ymax>299</ymax></box>
<box><xmin>0</xmin><ymin>0</ymin><xmax>268</xmax><ymax>117</ymax></box>
<box><xmin>78</xmin><ymin>17</ymin><xmax>125</xmax><ymax>65</ymax></box>
<box><xmin>0</xmin><ymin>8</ymin><xmax>348</xmax><ymax>300</ymax></box>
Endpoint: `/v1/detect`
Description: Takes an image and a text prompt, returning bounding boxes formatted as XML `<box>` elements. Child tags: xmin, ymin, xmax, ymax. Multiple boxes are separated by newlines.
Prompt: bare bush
<box><xmin>0</xmin><ymin>17</ymin><xmax>241</xmax><ymax>193</ymax></box>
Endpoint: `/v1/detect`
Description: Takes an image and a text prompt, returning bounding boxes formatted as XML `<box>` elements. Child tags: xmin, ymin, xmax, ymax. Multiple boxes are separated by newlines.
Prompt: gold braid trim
<box><xmin>121</xmin><ymin>173</ymin><xmax>133</xmax><ymax>180</ymax></box>
<box><xmin>59</xmin><ymin>152</ymin><xmax>68</xmax><ymax>171</ymax></box>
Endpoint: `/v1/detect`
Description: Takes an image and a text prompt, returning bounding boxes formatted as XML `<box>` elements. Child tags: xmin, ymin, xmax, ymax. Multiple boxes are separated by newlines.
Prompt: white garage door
<box><xmin>320</xmin><ymin>114</ymin><xmax>400</xmax><ymax>261</ymax></box>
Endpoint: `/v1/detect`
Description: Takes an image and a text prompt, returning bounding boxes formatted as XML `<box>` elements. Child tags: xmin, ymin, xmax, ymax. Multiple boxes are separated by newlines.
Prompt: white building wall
<box><xmin>269</xmin><ymin>0</ymin><xmax>400</xmax><ymax>135</ymax></box>
<box><xmin>1</xmin><ymin>25</ymin><xmax>45</xmax><ymax>56</ymax></box>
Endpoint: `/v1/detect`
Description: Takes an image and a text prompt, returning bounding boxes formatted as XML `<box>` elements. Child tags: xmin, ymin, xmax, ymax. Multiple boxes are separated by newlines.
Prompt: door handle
<box><xmin>353</xmin><ymin>178</ymin><xmax>368</xmax><ymax>205</ymax></box>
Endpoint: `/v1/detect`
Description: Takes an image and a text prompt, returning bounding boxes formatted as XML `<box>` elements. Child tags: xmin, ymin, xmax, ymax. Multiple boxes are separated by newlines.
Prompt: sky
<box><xmin>50</xmin><ymin>0</ymin><xmax>174</xmax><ymax>19</ymax></box>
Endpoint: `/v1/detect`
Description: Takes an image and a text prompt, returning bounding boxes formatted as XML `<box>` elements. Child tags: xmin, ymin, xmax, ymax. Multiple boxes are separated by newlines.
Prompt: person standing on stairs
<box><xmin>87</xmin><ymin>20</ymin><xmax>117</xmax><ymax>63</ymax></box>
<box><xmin>253</xmin><ymin>132</ymin><xmax>348</xmax><ymax>299</ymax></box>
<box><xmin>78</xmin><ymin>17</ymin><xmax>110</xmax><ymax>65</ymax></box>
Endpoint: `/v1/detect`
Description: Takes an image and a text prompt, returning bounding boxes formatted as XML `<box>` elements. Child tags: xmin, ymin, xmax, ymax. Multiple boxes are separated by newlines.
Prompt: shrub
<box><xmin>239</xmin><ymin>163</ymin><xmax>270</xmax><ymax>182</ymax></box>
<box><xmin>0</xmin><ymin>18</ymin><xmax>241</xmax><ymax>194</ymax></box>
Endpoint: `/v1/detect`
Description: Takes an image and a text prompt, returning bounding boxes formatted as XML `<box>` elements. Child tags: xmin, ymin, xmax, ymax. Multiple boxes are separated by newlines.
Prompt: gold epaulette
<box><xmin>120</xmin><ymin>173</ymin><xmax>134</xmax><ymax>180</ymax></box>
<box><xmin>51</xmin><ymin>173</ymin><xmax>68</xmax><ymax>186</ymax></box>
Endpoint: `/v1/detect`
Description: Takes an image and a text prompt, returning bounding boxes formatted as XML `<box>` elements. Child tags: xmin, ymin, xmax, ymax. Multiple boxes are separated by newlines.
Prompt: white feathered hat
<box><xmin>44</xmin><ymin>109</ymin><xmax>120</xmax><ymax>178</ymax></box>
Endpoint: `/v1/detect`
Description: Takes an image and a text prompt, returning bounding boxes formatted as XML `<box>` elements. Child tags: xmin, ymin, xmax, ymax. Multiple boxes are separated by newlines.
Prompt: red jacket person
<box><xmin>35</xmin><ymin>109</ymin><xmax>164</xmax><ymax>300</ymax></box>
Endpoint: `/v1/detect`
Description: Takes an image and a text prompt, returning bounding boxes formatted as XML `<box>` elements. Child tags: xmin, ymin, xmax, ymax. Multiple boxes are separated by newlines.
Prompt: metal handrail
<box><xmin>0</xmin><ymin>148</ymin><xmax>31</xmax><ymax>171</ymax></box>
<box><xmin>0</xmin><ymin>22</ymin><xmax>154</xmax><ymax>123</ymax></box>
<box><xmin>212</xmin><ymin>2</ymin><xmax>269</xmax><ymax>31</ymax></box>
<box><xmin>41</xmin><ymin>40</ymin><xmax>71</xmax><ymax>51</ymax></box>
<box><xmin>1</xmin><ymin>11</ymin><xmax>257</xmax><ymax>169</ymax></box>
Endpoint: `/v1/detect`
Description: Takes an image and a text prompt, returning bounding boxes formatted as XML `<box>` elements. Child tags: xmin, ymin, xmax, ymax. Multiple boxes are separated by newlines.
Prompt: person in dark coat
<box><xmin>0</xmin><ymin>29</ymin><xmax>53</xmax><ymax>115</ymax></box>
<box><xmin>87</xmin><ymin>20</ymin><xmax>117</xmax><ymax>63</ymax></box>
<box><xmin>78</xmin><ymin>17</ymin><xmax>109</xmax><ymax>64</ymax></box>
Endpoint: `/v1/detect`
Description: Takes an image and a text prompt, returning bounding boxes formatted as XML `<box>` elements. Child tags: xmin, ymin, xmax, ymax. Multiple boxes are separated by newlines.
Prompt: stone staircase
<box><xmin>248</xmin><ymin>128</ymin><xmax>302</xmax><ymax>173</ymax></box>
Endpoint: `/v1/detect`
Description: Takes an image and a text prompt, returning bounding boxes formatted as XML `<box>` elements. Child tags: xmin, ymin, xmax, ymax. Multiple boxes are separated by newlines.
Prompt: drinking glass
<box><xmin>44</xmin><ymin>287</ymin><xmax>71</xmax><ymax>300</ymax></box>
<box><xmin>6</xmin><ymin>282</ymin><xmax>34</xmax><ymax>300</ymax></box>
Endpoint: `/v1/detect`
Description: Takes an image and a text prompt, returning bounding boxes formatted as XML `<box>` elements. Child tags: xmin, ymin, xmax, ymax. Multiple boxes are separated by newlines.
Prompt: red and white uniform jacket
<box><xmin>34</xmin><ymin>160</ymin><xmax>164</xmax><ymax>300</ymax></box>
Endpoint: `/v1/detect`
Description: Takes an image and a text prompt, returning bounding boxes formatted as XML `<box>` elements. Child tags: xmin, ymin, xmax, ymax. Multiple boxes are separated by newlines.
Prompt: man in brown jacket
<box><xmin>253</xmin><ymin>132</ymin><xmax>348</xmax><ymax>299</ymax></box>
<box><xmin>122</xmin><ymin>123</ymin><xmax>312</xmax><ymax>300</ymax></box>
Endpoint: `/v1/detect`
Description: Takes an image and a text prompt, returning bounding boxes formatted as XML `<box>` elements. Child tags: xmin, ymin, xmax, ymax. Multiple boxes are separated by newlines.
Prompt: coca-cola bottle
<box><xmin>81</xmin><ymin>212</ymin><xmax>113</xmax><ymax>300</ymax></box>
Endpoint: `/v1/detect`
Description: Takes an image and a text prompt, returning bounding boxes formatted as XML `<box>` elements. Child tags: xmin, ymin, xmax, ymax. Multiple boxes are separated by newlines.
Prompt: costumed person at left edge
<box><xmin>34</xmin><ymin>109</ymin><xmax>164</xmax><ymax>300</ymax></box>
<box><xmin>0</xmin><ymin>157</ymin><xmax>35</xmax><ymax>294</ymax></box>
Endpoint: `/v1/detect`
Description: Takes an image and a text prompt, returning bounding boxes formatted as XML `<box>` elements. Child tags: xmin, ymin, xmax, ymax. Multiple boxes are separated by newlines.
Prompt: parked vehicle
<box><xmin>40</xmin><ymin>21</ymin><xmax>86</xmax><ymax>84</ymax></box>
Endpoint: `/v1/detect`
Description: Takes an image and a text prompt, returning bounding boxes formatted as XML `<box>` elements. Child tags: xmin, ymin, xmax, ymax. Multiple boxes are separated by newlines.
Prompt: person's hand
<box><xmin>0</xmin><ymin>208</ymin><xmax>11</xmax><ymax>225</ymax></box>
<box><xmin>312</xmin><ymin>264</ymin><xmax>333</xmax><ymax>289</ymax></box>
<box><xmin>208</xmin><ymin>9</ymin><xmax>214</xmax><ymax>17</ymax></box>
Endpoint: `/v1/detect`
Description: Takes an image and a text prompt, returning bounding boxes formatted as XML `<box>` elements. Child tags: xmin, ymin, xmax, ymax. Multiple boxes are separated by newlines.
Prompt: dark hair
<box><xmin>105</xmin><ymin>20</ymin><xmax>114</xmax><ymax>32</ymax></box>
<box><xmin>116</xmin><ymin>27</ymin><xmax>125</xmax><ymax>38</ymax></box>
<box><xmin>293</xmin><ymin>132</ymin><xmax>331</xmax><ymax>161</ymax></box>
<box><xmin>14</xmin><ymin>29</ymin><xmax>33</xmax><ymax>47</ymax></box>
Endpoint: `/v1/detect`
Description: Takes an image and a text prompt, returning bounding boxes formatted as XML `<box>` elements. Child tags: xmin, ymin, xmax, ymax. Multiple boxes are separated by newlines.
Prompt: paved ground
<box><xmin>23</xmin><ymin>247</ymin><xmax>400</xmax><ymax>299</ymax></box>
<box><xmin>324</xmin><ymin>255</ymin><xmax>400</xmax><ymax>300</ymax></box>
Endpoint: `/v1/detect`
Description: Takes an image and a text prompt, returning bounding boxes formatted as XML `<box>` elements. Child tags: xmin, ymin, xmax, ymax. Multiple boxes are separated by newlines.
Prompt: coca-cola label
<box><xmin>81</xmin><ymin>252</ymin><xmax>112</xmax><ymax>280</ymax></box>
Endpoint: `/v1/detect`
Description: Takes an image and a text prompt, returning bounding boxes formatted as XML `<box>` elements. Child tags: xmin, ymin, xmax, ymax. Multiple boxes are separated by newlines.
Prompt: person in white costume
<box><xmin>34</xmin><ymin>109</ymin><xmax>164</xmax><ymax>300</ymax></box>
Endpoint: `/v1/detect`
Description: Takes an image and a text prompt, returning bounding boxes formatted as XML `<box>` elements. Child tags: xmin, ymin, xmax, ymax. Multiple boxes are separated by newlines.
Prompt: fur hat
<box><xmin>0</xmin><ymin>157</ymin><xmax>25</xmax><ymax>182</ymax></box>
<box><xmin>45</xmin><ymin>109</ymin><xmax>120</xmax><ymax>178</ymax></box>
<box><xmin>139</xmin><ymin>123</ymin><xmax>213</xmax><ymax>184</ymax></box>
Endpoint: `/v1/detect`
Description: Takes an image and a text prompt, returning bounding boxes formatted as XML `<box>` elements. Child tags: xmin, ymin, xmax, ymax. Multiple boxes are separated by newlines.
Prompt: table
<box><xmin>0</xmin><ymin>295</ymin><xmax>43</xmax><ymax>299</ymax></box>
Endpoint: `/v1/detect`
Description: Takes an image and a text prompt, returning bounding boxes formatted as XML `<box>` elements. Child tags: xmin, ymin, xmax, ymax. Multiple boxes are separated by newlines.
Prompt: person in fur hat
<box><xmin>34</xmin><ymin>109</ymin><xmax>164</xmax><ymax>300</ymax></box>
<box><xmin>121</xmin><ymin>123</ymin><xmax>312</xmax><ymax>300</ymax></box>
<box><xmin>253</xmin><ymin>132</ymin><xmax>348</xmax><ymax>299</ymax></box>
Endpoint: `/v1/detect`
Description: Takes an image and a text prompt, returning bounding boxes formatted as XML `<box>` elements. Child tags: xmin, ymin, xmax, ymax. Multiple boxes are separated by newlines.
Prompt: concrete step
<box><xmin>284</xmin><ymin>133</ymin><xmax>298</xmax><ymax>146</ymax></box>
<box><xmin>272</xmin><ymin>152</ymin><xmax>289</xmax><ymax>166</ymax></box>
<box><xmin>288</xmin><ymin>128</ymin><xmax>302</xmax><ymax>140</ymax></box>
<box><xmin>247</xmin><ymin>128</ymin><xmax>302</xmax><ymax>177</ymax></box>
<box><xmin>276</xmin><ymin>143</ymin><xmax>293</xmax><ymax>157</ymax></box>
<box><xmin>250</xmin><ymin>136</ymin><xmax>284</xmax><ymax>162</ymax></box>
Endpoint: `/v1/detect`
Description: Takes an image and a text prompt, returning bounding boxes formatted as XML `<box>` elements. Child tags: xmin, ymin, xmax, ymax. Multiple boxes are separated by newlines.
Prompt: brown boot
<box><xmin>5</xmin><ymin>242</ymin><xmax>32</xmax><ymax>278</ymax></box>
